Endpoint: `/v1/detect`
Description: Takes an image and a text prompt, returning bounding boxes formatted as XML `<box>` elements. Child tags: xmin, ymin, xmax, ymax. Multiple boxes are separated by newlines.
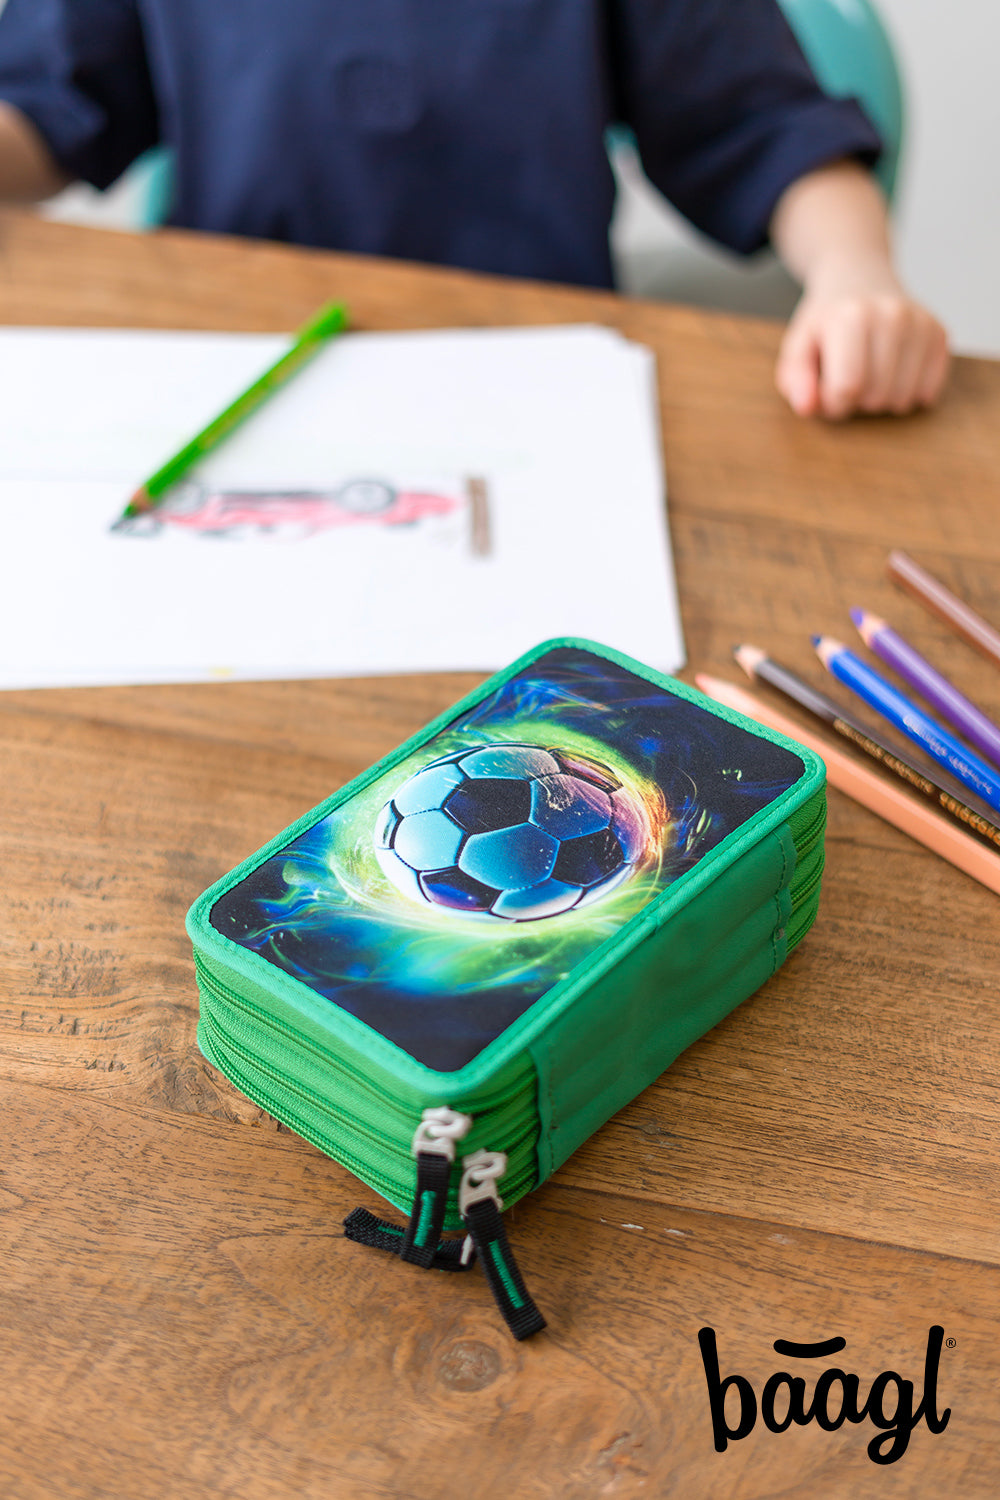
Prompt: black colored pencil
<box><xmin>732</xmin><ymin>644</ymin><xmax>1000</xmax><ymax>853</ymax></box>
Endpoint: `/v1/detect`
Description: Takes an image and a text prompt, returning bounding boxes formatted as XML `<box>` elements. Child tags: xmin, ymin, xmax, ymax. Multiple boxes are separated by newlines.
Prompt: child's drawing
<box><xmin>112</xmin><ymin>477</ymin><xmax>468</xmax><ymax>541</ymax></box>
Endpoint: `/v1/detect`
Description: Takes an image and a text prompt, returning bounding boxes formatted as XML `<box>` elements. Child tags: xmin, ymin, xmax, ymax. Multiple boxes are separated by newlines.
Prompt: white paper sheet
<box><xmin>0</xmin><ymin>324</ymin><xmax>684</xmax><ymax>687</ymax></box>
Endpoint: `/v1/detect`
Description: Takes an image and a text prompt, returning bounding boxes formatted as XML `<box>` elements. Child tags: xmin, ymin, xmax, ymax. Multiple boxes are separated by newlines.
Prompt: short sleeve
<box><xmin>0</xmin><ymin>0</ymin><xmax>157</xmax><ymax>188</ymax></box>
<box><xmin>610</xmin><ymin>0</ymin><xmax>884</xmax><ymax>253</ymax></box>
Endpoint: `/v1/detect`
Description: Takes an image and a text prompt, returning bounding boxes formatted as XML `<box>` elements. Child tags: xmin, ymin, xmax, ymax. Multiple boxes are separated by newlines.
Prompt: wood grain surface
<box><xmin>1</xmin><ymin>210</ymin><xmax>998</xmax><ymax>1499</ymax></box>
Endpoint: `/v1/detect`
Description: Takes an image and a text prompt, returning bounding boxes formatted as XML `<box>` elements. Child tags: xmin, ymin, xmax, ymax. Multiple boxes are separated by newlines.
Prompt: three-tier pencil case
<box><xmin>187</xmin><ymin>639</ymin><xmax>826</xmax><ymax>1338</ymax></box>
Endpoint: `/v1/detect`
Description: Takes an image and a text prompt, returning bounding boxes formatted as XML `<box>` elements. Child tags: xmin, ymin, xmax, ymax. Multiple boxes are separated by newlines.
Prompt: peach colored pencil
<box><xmin>695</xmin><ymin>673</ymin><xmax>1000</xmax><ymax>897</ymax></box>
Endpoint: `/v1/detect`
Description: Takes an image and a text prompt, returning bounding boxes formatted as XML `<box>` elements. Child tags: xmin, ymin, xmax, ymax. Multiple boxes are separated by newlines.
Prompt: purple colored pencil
<box><xmin>852</xmin><ymin>609</ymin><xmax>1000</xmax><ymax>771</ymax></box>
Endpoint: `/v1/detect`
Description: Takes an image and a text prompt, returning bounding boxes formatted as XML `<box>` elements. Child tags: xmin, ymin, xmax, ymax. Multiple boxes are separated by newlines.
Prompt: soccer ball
<box><xmin>373</xmin><ymin>741</ymin><xmax>648</xmax><ymax>921</ymax></box>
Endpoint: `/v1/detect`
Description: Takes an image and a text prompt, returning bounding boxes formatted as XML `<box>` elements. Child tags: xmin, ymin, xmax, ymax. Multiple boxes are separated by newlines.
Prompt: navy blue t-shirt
<box><xmin>0</xmin><ymin>0</ymin><xmax>881</xmax><ymax>287</ymax></box>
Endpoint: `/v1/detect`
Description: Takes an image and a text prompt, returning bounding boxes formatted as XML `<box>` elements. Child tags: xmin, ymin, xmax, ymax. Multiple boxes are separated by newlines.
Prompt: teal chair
<box><xmin>129</xmin><ymin>144</ymin><xmax>175</xmax><ymax>229</ymax></box>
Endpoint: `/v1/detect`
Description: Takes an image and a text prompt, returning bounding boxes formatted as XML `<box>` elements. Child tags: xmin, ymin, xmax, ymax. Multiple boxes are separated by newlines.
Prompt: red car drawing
<box><xmin>114</xmin><ymin>478</ymin><xmax>463</xmax><ymax>537</ymax></box>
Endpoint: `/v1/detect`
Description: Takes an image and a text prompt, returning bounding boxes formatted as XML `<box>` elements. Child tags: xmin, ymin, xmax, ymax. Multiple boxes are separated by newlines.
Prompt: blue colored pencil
<box><xmin>813</xmin><ymin>636</ymin><xmax>1000</xmax><ymax>816</ymax></box>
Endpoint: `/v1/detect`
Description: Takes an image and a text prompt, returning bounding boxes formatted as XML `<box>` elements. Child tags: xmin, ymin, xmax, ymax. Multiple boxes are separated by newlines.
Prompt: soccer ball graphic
<box><xmin>373</xmin><ymin>742</ymin><xmax>649</xmax><ymax>921</ymax></box>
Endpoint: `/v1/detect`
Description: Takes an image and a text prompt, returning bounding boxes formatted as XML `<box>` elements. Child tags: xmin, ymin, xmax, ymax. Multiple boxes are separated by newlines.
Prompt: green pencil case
<box><xmin>187</xmin><ymin>639</ymin><xmax>826</xmax><ymax>1338</ymax></box>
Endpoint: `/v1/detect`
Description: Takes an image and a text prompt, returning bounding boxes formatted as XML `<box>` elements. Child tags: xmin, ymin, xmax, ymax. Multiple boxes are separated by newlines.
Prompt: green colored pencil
<box><xmin>121</xmin><ymin>299</ymin><xmax>349</xmax><ymax>517</ymax></box>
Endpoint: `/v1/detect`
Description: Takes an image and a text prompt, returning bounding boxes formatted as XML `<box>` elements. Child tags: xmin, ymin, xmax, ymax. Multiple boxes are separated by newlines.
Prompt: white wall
<box><xmin>875</xmin><ymin>0</ymin><xmax>1000</xmax><ymax>355</ymax></box>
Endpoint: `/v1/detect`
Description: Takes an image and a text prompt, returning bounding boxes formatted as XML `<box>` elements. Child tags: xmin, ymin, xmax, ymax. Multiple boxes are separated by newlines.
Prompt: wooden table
<box><xmin>1</xmin><ymin>211</ymin><xmax>998</xmax><ymax>1500</ymax></box>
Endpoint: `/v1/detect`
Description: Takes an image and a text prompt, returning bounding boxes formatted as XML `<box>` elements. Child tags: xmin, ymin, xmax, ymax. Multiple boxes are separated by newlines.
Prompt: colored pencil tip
<box><xmin>123</xmin><ymin>486</ymin><xmax>152</xmax><ymax>516</ymax></box>
<box><xmin>851</xmin><ymin>608</ymin><xmax>886</xmax><ymax>644</ymax></box>
<box><xmin>813</xmin><ymin>635</ymin><xmax>846</xmax><ymax>668</ymax></box>
<box><xmin>732</xmin><ymin>644</ymin><xmax>765</xmax><ymax>680</ymax></box>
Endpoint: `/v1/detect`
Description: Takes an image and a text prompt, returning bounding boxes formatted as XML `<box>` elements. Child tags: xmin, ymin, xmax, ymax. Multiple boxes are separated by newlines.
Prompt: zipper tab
<box><xmin>458</xmin><ymin>1149</ymin><xmax>507</xmax><ymax>1215</ymax></box>
<box><xmin>398</xmin><ymin>1107</ymin><xmax>473</xmax><ymax>1269</ymax></box>
<box><xmin>411</xmin><ymin>1106</ymin><xmax>473</xmax><ymax>1161</ymax></box>
<box><xmin>345</xmin><ymin>1106</ymin><xmax>474</xmax><ymax>1272</ymax></box>
<box><xmin>458</xmin><ymin>1149</ymin><xmax>507</xmax><ymax>1268</ymax></box>
<box><xmin>458</xmin><ymin>1150</ymin><xmax>546</xmax><ymax>1341</ymax></box>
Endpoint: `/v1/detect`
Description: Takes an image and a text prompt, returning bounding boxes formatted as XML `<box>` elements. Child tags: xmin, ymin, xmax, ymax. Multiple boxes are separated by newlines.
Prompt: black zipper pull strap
<box><xmin>399</xmin><ymin>1107</ymin><xmax>473</xmax><ymax>1269</ymax></box>
<box><xmin>343</xmin><ymin>1207</ymin><xmax>471</xmax><ymax>1272</ymax></box>
<box><xmin>343</xmin><ymin>1205</ymin><xmax>407</xmax><ymax>1255</ymax></box>
<box><xmin>458</xmin><ymin>1150</ymin><xmax>546</xmax><ymax>1341</ymax></box>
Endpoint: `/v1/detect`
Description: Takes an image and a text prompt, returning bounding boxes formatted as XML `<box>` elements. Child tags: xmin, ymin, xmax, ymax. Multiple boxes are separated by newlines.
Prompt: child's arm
<box><xmin>0</xmin><ymin>101</ymin><xmax>69</xmax><ymax>199</ymax></box>
<box><xmin>770</xmin><ymin>159</ymin><xmax>949</xmax><ymax>419</ymax></box>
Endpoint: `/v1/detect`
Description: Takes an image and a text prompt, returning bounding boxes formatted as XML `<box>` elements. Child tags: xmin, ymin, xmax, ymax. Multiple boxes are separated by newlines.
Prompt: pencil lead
<box><xmin>732</xmin><ymin>644</ymin><xmax>764</xmax><ymax>679</ymax></box>
<box><xmin>123</xmin><ymin>486</ymin><xmax>152</xmax><ymax>517</ymax></box>
<box><xmin>852</xmin><ymin>609</ymin><xmax>887</xmax><ymax>643</ymax></box>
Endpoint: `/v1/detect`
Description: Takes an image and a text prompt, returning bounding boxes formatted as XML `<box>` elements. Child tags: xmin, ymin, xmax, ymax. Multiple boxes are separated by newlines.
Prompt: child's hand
<box><xmin>775</xmin><ymin>257</ymin><xmax>950</xmax><ymax>419</ymax></box>
<box><xmin>769</xmin><ymin>161</ymin><xmax>950</xmax><ymax>420</ymax></box>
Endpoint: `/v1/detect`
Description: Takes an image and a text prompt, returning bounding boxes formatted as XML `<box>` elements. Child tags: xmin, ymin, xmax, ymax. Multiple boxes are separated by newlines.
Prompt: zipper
<box><xmin>199</xmin><ymin>978</ymin><xmax>539</xmax><ymax>1169</ymax></box>
<box><xmin>202</xmin><ymin>995</ymin><xmax>539</xmax><ymax>1172</ymax></box>
<box><xmin>786</xmin><ymin>790</ymin><xmax>827</xmax><ymax>948</ymax></box>
<box><xmin>200</xmin><ymin>981</ymin><xmax>420</xmax><ymax>1154</ymax></box>
<box><xmin>200</xmin><ymin>1009</ymin><xmax>406</xmax><ymax>1201</ymax></box>
<box><xmin>195</xmin><ymin>954</ymin><xmax>534</xmax><ymax>1123</ymax></box>
<box><xmin>202</xmin><ymin>994</ymin><xmax>424</xmax><ymax>1162</ymax></box>
<box><xmin>787</xmin><ymin>789</ymin><xmax>827</xmax><ymax>864</ymax></box>
<box><xmin>198</xmin><ymin>990</ymin><xmax>539</xmax><ymax>1219</ymax></box>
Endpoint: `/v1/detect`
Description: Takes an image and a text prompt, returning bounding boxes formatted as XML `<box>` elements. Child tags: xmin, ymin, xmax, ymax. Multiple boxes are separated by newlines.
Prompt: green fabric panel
<box><xmin>195</xmin><ymin>948</ymin><xmax>430</xmax><ymax>1109</ymax></box>
<box><xmin>193</xmin><ymin>943</ymin><xmax>533</xmax><ymax>1117</ymax></box>
<box><xmin>534</xmin><ymin>828</ymin><xmax>794</xmax><ymax>1178</ymax></box>
<box><xmin>197</xmin><ymin>1007</ymin><xmax>539</xmax><ymax>1227</ymax></box>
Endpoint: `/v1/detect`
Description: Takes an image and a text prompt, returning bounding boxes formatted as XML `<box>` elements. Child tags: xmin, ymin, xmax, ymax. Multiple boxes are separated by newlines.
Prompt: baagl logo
<box><xmin>698</xmin><ymin>1326</ymin><xmax>952</xmax><ymax>1465</ymax></box>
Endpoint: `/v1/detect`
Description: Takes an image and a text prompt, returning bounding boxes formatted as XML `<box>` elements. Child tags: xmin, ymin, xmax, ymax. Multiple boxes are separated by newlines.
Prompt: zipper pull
<box><xmin>399</xmin><ymin>1106</ymin><xmax>472</xmax><ymax>1269</ymax></box>
<box><xmin>411</xmin><ymin>1106</ymin><xmax>473</xmax><ymax>1160</ymax></box>
<box><xmin>458</xmin><ymin>1150</ymin><xmax>546</xmax><ymax>1341</ymax></box>
<box><xmin>458</xmin><ymin>1149</ymin><xmax>507</xmax><ymax>1267</ymax></box>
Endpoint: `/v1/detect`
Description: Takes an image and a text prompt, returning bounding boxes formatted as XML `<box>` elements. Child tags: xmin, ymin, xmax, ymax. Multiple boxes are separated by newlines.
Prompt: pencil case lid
<box><xmin>188</xmin><ymin>637</ymin><xmax>824</xmax><ymax>1092</ymax></box>
<box><xmin>187</xmin><ymin>638</ymin><xmax>826</xmax><ymax>1334</ymax></box>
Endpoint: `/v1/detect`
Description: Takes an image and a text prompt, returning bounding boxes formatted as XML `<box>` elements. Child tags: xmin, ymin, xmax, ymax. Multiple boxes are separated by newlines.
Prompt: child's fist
<box><xmin>776</xmin><ymin>272</ymin><xmax>949</xmax><ymax>420</ymax></box>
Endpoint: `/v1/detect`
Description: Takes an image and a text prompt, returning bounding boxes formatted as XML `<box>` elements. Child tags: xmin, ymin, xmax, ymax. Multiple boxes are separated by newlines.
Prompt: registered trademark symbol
<box><xmin>946</xmin><ymin>1338</ymin><xmax>957</xmax><ymax>1349</ymax></box>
